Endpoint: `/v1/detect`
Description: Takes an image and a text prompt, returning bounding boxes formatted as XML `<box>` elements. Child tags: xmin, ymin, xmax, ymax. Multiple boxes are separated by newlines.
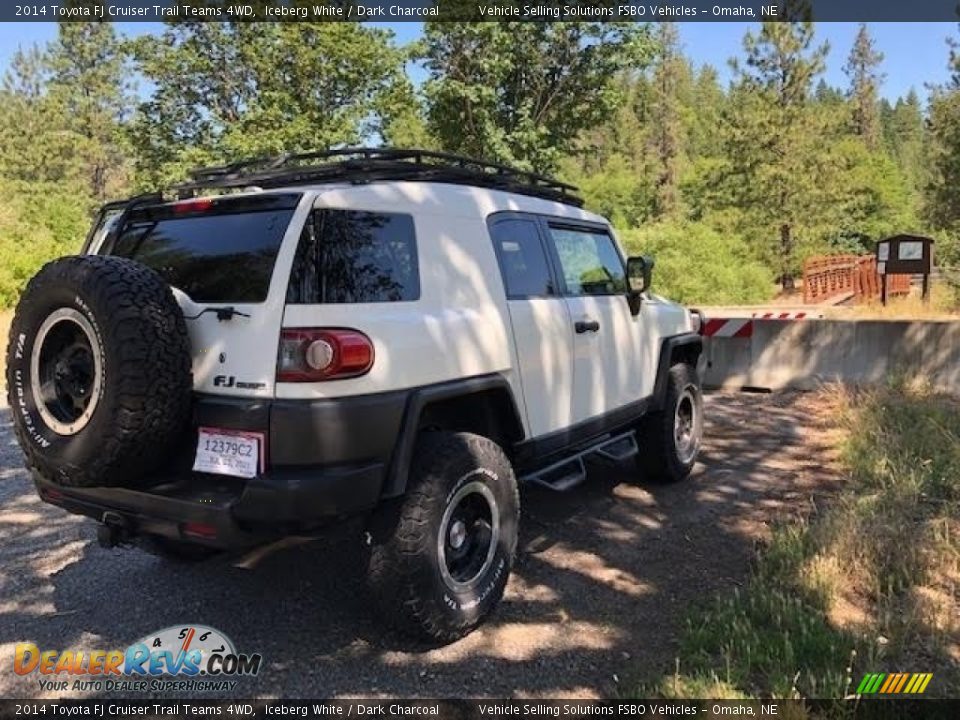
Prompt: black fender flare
<box><xmin>382</xmin><ymin>373</ymin><xmax>525</xmax><ymax>498</ymax></box>
<box><xmin>653</xmin><ymin>333</ymin><xmax>703</xmax><ymax>411</ymax></box>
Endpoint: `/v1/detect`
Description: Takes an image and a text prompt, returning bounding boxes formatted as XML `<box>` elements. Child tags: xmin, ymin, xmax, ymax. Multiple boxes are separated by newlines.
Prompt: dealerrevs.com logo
<box><xmin>14</xmin><ymin>625</ymin><xmax>262</xmax><ymax>693</ymax></box>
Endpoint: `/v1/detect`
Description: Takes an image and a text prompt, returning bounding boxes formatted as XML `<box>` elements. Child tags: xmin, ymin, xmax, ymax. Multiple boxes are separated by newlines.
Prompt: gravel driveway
<box><xmin>0</xmin><ymin>392</ymin><xmax>841</xmax><ymax>699</ymax></box>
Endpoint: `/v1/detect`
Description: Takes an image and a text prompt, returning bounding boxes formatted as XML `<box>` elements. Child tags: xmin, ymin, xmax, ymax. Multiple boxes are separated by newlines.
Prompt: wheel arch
<box><xmin>653</xmin><ymin>333</ymin><xmax>703</xmax><ymax>411</ymax></box>
<box><xmin>382</xmin><ymin>374</ymin><xmax>525</xmax><ymax>498</ymax></box>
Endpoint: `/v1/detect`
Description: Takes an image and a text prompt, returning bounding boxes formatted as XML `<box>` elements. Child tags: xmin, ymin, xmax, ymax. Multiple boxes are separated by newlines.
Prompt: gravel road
<box><xmin>0</xmin><ymin>392</ymin><xmax>841</xmax><ymax>699</ymax></box>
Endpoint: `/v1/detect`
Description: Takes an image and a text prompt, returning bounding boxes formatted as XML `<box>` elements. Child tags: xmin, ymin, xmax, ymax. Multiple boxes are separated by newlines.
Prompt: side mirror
<box><xmin>626</xmin><ymin>255</ymin><xmax>654</xmax><ymax>314</ymax></box>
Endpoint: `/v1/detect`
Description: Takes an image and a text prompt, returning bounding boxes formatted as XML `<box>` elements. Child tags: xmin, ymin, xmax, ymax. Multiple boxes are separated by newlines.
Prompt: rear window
<box><xmin>108</xmin><ymin>194</ymin><xmax>300</xmax><ymax>304</ymax></box>
<box><xmin>287</xmin><ymin>210</ymin><xmax>419</xmax><ymax>304</ymax></box>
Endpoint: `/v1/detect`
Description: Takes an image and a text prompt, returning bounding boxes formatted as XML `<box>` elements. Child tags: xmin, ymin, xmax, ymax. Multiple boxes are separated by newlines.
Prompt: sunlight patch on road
<box><xmin>404</xmin><ymin>620</ymin><xmax>621</xmax><ymax>664</ymax></box>
<box><xmin>31</xmin><ymin>539</ymin><xmax>87</xmax><ymax>577</ymax></box>
<box><xmin>537</xmin><ymin>548</ymin><xmax>654</xmax><ymax>598</ymax></box>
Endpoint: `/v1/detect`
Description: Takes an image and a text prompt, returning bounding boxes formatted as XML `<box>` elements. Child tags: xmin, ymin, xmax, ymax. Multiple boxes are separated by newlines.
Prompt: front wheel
<box><xmin>636</xmin><ymin>363</ymin><xmax>704</xmax><ymax>483</ymax></box>
<box><xmin>367</xmin><ymin>432</ymin><xmax>519</xmax><ymax>643</ymax></box>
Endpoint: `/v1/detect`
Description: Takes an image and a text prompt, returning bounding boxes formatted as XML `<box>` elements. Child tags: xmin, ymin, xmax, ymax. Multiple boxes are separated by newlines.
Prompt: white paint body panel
<box><xmin>94</xmin><ymin>181</ymin><xmax>694</xmax><ymax>444</ymax></box>
<box><xmin>503</xmin><ymin>297</ymin><xmax>574</xmax><ymax>438</ymax></box>
<box><xmin>170</xmin><ymin>193</ymin><xmax>315</xmax><ymax>399</ymax></box>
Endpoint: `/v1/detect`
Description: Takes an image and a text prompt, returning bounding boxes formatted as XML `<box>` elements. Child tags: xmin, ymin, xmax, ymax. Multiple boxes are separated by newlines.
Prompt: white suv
<box><xmin>6</xmin><ymin>149</ymin><xmax>703</xmax><ymax>642</ymax></box>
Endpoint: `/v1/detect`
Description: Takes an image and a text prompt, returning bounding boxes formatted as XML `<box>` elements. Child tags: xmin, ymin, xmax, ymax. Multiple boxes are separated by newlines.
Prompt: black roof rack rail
<box><xmin>172</xmin><ymin>147</ymin><xmax>583</xmax><ymax>207</ymax></box>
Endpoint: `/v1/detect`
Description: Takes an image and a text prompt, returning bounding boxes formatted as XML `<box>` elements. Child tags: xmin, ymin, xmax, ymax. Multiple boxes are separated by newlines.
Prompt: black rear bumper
<box><xmin>34</xmin><ymin>460</ymin><xmax>384</xmax><ymax>550</ymax></box>
<box><xmin>32</xmin><ymin>389</ymin><xmax>410</xmax><ymax>550</ymax></box>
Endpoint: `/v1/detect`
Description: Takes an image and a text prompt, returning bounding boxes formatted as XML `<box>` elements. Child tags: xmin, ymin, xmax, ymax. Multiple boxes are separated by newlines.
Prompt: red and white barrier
<box><xmin>702</xmin><ymin>318</ymin><xmax>753</xmax><ymax>338</ymax></box>
<box><xmin>752</xmin><ymin>311</ymin><xmax>810</xmax><ymax>320</ymax></box>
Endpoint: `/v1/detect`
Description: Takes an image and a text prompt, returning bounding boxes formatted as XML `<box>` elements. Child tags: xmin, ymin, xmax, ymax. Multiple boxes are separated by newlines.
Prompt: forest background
<box><xmin>3</xmin><ymin>10</ymin><xmax>960</xmax><ymax>309</ymax></box>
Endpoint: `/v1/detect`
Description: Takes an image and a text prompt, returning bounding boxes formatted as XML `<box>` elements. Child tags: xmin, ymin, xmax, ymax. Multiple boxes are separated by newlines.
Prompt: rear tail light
<box><xmin>182</xmin><ymin>522</ymin><xmax>217</xmax><ymax>540</ymax></box>
<box><xmin>277</xmin><ymin>328</ymin><xmax>374</xmax><ymax>382</ymax></box>
<box><xmin>40</xmin><ymin>487</ymin><xmax>64</xmax><ymax>503</ymax></box>
<box><xmin>173</xmin><ymin>197</ymin><xmax>214</xmax><ymax>214</ymax></box>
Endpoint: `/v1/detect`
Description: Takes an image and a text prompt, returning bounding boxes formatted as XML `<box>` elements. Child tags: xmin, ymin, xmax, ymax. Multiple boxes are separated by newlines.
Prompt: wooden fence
<box><xmin>803</xmin><ymin>254</ymin><xmax>911</xmax><ymax>304</ymax></box>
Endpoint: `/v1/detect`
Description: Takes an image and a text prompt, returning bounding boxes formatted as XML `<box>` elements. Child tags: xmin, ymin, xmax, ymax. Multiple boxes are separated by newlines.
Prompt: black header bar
<box><xmin>3</xmin><ymin>1</ymin><xmax>960</xmax><ymax>23</ymax></box>
<box><xmin>0</xmin><ymin>699</ymin><xmax>958</xmax><ymax>720</ymax></box>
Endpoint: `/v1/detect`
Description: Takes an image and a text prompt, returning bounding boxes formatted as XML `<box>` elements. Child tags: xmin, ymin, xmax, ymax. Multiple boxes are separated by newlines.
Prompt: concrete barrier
<box><xmin>701</xmin><ymin>319</ymin><xmax>960</xmax><ymax>394</ymax></box>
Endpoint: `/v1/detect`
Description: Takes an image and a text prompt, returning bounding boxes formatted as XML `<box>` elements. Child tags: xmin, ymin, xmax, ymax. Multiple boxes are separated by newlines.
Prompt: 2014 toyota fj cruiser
<box><xmin>6</xmin><ymin>148</ymin><xmax>704</xmax><ymax>643</ymax></box>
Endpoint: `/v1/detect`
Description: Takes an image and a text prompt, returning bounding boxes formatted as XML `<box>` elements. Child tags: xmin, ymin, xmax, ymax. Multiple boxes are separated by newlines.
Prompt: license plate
<box><xmin>193</xmin><ymin>427</ymin><xmax>263</xmax><ymax>479</ymax></box>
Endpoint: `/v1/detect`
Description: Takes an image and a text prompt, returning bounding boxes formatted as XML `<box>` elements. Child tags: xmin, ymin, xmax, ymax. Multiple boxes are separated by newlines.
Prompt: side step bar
<box><xmin>521</xmin><ymin>430</ymin><xmax>639</xmax><ymax>492</ymax></box>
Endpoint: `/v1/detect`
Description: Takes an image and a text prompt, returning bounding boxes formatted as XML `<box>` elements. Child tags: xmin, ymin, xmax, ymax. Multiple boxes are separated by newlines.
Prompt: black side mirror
<box><xmin>626</xmin><ymin>255</ymin><xmax>654</xmax><ymax>314</ymax></box>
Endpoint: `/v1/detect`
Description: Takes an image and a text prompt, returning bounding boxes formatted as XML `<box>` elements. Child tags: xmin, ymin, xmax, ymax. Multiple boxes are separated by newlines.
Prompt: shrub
<box><xmin>619</xmin><ymin>221</ymin><xmax>774</xmax><ymax>306</ymax></box>
<box><xmin>0</xmin><ymin>182</ymin><xmax>90</xmax><ymax>308</ymax></box>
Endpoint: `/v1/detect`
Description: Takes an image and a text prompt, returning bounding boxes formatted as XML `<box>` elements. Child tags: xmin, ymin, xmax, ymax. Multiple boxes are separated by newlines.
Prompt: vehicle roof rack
<box><xmin>171</xmin><ymin>147</ymin><xmax>583</xmax><ymax>207</ymax></box>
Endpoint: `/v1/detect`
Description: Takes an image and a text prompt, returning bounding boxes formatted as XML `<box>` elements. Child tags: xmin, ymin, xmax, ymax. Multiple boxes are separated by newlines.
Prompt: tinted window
<box><xmin>111</xmin><ymin>209</ymin><xmax>294</xmax><ymax>303</ymax></box>
<box><xmin>287</xmin><ymin>210</ymin><xmax>419</xmax><ymax>304</ymax></box>
<box><xmin>548</xmin><ymin>226</ymin><xmax>627</xmax><ymax>296</ymax></box>
<box><xmin>490</xmin><ymin>219</ymin><xmax>555</xmax><ymax>298</ymax></box>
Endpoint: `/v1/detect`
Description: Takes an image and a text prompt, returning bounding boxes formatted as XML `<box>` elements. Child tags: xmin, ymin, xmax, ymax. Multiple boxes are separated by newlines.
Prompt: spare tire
<box><xmin>5</xmin><ymin>255</ymin><xmax>192</xmax><ymax>487</ymax></box>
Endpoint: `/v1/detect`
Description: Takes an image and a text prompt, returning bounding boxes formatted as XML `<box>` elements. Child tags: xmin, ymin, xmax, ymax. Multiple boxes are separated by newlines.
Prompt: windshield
<box><xmin>107</xmin><ymin>194</ymin><xmax>299</xmax><ymax>304</ymax></box>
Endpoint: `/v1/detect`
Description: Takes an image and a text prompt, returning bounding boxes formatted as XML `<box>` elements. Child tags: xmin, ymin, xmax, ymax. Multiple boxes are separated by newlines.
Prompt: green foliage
<box><xmin>882</xmin><ymin>89</ymin><xmax>927</xmax><ymax>214</ymax></box>
<box><xmin>926</xmin><ymin>27</ymin><xmax>960</xmax><ymax>238</ymax></box>
<box><xmin>927</xmin><ymin>88</ymin><xmax>960</xmax><ymax>232</ymax></box>
<box><xmin>620</xmin><ymin>222</ymin><xmax>774</xmax><ymax>306</ymax></box>
<box><xmin>844</xmin><ymin>23</ymin><xmax>884</xmax><ymax>148</ymax></box>
<box><xmin>0</xmin><ymin>18</ymin><xmax>126</xmax><ymax>306</ymax></box>
<box><xmin>130</xmin><ymin>22</ymin><xmax>407</xmax><ymax>186</ymax></box>
<box><xmin>0</xmin><ymin>19</ymin><xmax>955</xmax><ymax>309</ymax></box>
<box><xmin>419</xmin><ymin>22</ymin><xmax>653</xmax><ymax>173</ymax></box>
<box><xmin>0</xmin><ymin>181</ymin><xmax>88</xmax><ymax>307</ymax></box>
<box><xmin>722</xmin><ymin>19</ymin><xmax>831</xmax><ymax>289</ymax></box>
<box><xmin>641</xmin><ymin>384</ymin><xmax>960</xmax><ymax>698</ymax></box>
<box><xmin>47</xmin><ymin>18</ymin><xmax>134</xmax><ymax>200</ymax></box>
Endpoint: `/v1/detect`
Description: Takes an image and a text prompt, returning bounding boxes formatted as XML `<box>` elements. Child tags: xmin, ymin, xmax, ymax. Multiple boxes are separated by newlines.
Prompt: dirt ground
<box><xmin>0</xmin><ymin>392</ymin><xmax>843</xmax><ymax>699</ymax></box>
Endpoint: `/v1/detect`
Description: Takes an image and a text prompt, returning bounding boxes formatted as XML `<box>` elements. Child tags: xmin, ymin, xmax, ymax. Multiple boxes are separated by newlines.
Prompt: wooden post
<box><xmin>881</xmin><ymin>273</ymin><xmax>888</xmax><ymax>306</ymax></box>
<box><xmin>922</xmin><ymin>273</ymin><xmax>930</xmax><ymax>303</ymax></box>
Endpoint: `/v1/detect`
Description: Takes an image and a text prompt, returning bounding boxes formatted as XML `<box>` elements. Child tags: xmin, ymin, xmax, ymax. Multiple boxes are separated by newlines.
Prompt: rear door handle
<box><xmin>575</xmin><ymin>319</ymin><xmax>600</xmax><ymax>334</ymax></box>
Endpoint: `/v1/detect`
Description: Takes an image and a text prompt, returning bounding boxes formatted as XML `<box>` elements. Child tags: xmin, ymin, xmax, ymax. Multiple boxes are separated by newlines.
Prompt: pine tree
<box><xmin>725</xmin><ymin>12</ymin><xmax>830</xmax><ymax>290</ymax></box>
<box><xmin>649</xmin><ymin>23</ymin><xmax>687</xmax><ymax>218</ymax></box>
<box><xmin>843</xmin><ymin>23</ymin><xmax>884</xmax><ymax>149</ymax></box>
<box><xmin>47</xmin><ymin>18</ymin><xmax>134</xmax><ymax>200</ymax></box>
<box><xmin>926</xmin><ymin>28</ymin><xmax>960</xmax><ymax>236</ymax></box>
<box><xmin>887</xmin><ymin>89</ymin><xmax>926</xmax><ymax>198</ymax></box>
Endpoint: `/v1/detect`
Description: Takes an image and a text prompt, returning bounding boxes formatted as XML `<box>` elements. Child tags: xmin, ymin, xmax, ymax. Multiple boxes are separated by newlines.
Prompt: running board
<box><xmin>522</xmin><ymin>430</ymin><xmax>639</xmax><ymax>491</ymax></box>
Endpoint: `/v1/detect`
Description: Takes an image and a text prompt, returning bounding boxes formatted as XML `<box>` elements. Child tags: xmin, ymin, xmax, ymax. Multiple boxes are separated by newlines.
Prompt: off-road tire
<box><xmin>5</xmin><ymin>255</ymin><xmax>192</xmax><ymax>488</ymax></box>
<box><xmin>636</xmin><ymin>363</ymin><xmax>703</xmax><ymax>483</ymax></box>
<box><xmin>367</xmin><ymin>432</ymin><xmax>520</xmax><ymax>643</ymax></box>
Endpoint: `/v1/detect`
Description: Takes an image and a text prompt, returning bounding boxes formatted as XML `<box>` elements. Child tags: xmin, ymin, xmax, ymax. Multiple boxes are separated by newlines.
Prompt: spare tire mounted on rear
<box><xmin>5</xmin><ymin>255</ymin><xmax>192</xmax><ymax>488</ymax></box>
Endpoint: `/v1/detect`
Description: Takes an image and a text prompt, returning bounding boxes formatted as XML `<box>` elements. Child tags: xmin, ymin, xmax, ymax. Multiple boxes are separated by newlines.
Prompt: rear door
<box><xmin>488</xmin><ymin>214</ymin><xmax>574</xmax><ymax>437</ymax></box>
<box><xmin>542</xmin><ymin>222</ymin><xmax>643</xmax><ymax>425</ymax></box>
<box><xmin>100</xmin><ymin>193</ymin><xmax>310</xmax><ymax>398</ymax></box>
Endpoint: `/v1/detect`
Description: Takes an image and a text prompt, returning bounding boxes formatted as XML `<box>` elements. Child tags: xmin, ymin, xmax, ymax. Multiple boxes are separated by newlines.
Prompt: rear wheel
<box><xmin>367</xmin><ymin>432</ymin><xmax>519</xmax><ymax>643</ymax></box>
<box><xmin>636</xmin><ymin>363</ymin><xmax>703</xmax><ymax>483</ymax></box>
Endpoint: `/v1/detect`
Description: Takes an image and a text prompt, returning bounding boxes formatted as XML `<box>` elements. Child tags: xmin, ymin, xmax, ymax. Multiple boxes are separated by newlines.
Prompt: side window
<box><xmin>287</xmin><ymin>209</ymin><xmax>419</xmax><ymax>304</ymax></box>
<box><xmin>547</xmin><ymin>226</ymin><xmax>627</xmax><ymax>297</ymax></box>
<box><xmin>490</xmin><ymin>218</ymin><xmax>555</xmax><ymax>298</ymax></box>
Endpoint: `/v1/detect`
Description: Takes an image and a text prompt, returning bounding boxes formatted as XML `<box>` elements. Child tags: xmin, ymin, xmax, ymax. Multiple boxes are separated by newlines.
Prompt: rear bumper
<box><xmin>34</xmin><ymin>459</ymin><xmax>384</xmax><ymax>550</ymax></box>
<box><xmin>29</xmin><ymin>387</ymin><xmax>408</xmax><ymax>550</ymax></box>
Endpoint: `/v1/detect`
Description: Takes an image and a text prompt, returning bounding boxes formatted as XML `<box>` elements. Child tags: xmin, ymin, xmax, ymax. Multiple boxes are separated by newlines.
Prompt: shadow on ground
<box><xmin>0</xmin><ymin>392</ymin><xmax>843</xmax><ymax>699</ymax></box>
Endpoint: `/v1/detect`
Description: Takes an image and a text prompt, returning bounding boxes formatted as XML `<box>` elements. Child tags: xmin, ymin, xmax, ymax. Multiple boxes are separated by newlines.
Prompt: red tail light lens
<box><xmin>277</xmin><ymin>328</ymin><xmax>374</xmax><ymax>382</ymax></box>
<box><xmin>40</xmin><ymin>487</ymin><xmax>64</xmax><ymax>503</ymax></box>
<box><xmin>182</xmin><ymin>522</ymin><xmax>217</xmax><ymax>540</ymax></box>
<box><xmin>173</xmin><ymin>197</ymin><xmax>214</xmax><ymax>214</ymax></box>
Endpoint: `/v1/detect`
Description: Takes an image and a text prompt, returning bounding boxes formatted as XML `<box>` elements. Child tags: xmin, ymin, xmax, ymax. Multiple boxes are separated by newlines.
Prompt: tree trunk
<box><xmin>780</xmin><ymin>223</ymin><xmax>795</xmax><ymax>291</ymax></box>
